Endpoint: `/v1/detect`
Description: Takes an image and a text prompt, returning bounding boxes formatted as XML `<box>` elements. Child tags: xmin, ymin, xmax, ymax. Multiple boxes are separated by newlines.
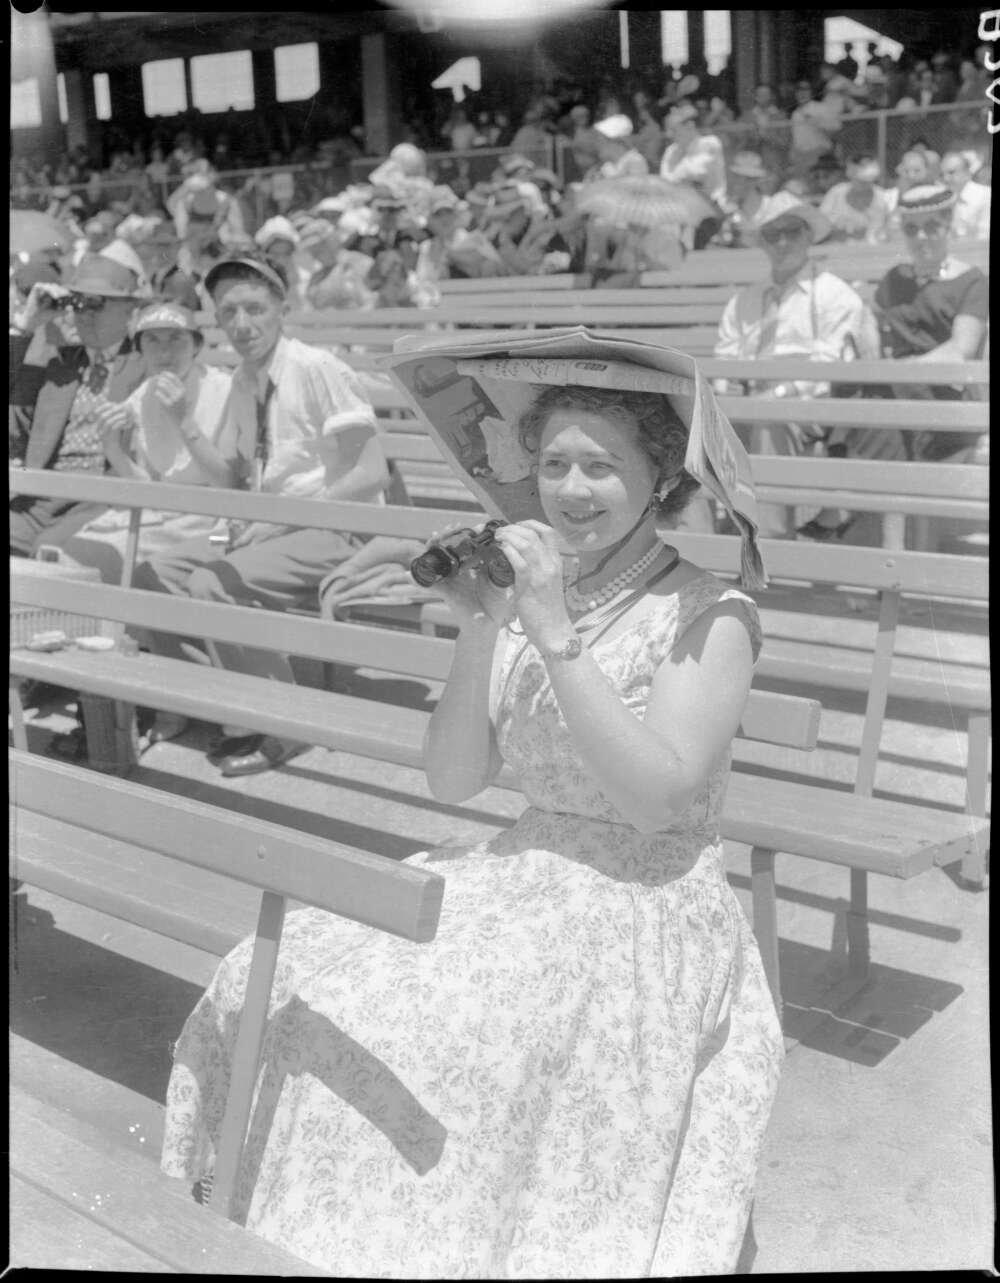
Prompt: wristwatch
<box><xmin>540</xmin><ymin>634</ymin><xmax>583</xmax><ymax>662</ymax></box>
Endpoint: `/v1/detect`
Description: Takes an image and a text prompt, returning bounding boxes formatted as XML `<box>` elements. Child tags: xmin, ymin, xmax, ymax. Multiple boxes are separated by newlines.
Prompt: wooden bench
<box><xmin>639</xmin><ymin>238</ymin><xmax>989</xmax><ymax>288</ymax></box>
<box><xmin>9</xmin><ymin>747</ymin><xmax>443</xmax><ymax>1270</ymax></box>
<box><xmin>9</xmin><ymin>471</ymin><xmax>989</xmax><ymax>1014</ymax></box>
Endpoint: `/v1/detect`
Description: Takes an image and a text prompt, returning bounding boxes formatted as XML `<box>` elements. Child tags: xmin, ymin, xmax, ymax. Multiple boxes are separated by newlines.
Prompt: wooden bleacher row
<box><xmin>10</xmin><ymin>466</ymin><xmax>990</xmax><ymax>916</ymax></box>
<box><xmin>194</xmin><ymin>238</ymin><xmax>989</xmax><ymax>361</ymax></box>
<box><xmin>433</xmin><ymin>239</ymin><xmax>990</xmax><ymax>293</ymax></box>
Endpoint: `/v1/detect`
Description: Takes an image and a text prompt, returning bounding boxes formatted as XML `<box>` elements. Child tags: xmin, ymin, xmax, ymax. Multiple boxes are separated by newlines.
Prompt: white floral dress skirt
<box><xmin>161</xmin><ymin>570</ymin><xmax>784</xmax><ymax>1279</ymax></box>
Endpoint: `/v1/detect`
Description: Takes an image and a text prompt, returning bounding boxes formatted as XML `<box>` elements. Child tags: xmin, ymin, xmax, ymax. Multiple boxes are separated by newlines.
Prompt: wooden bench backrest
<box><xmin>10</xmin><ymin>469</ymin><xmax>988</xmax><ymax>604</ymax></box>
<box><xmin>8</xmin><ymin>558</ymin><xmax>820</xmax><ymax>752</ymax></box>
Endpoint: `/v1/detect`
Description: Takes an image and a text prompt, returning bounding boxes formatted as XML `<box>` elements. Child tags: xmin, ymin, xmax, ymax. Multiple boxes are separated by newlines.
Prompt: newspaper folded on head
<box><xmin>382</xmin><ymin>326</ymin><xmax>767</xmax><ymax>589</ymax></box>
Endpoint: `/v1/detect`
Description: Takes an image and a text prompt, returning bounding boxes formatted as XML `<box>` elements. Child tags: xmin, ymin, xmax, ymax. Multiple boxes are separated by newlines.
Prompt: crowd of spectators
<box><xmin>9</xmin><ymin>39</ymin><xmax>989</xmax><ymax>766</ymax></box>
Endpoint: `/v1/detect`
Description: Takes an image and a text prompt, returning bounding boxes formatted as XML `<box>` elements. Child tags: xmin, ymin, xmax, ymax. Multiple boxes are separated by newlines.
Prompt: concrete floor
<box><xmin>9</xmin><ymin>584</ymin><xmax>992</xmax><ymax>1274</ymax></box>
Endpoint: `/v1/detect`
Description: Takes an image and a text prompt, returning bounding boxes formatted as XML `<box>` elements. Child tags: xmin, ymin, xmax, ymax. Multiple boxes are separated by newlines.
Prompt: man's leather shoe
<box><xmin>217</xmin><ymin>735</ymin><xmax>307</xmax><ymax>778</ymax></box>
<box><xmin>206</xmin><ymin>733</ymin><xmax>263</xmax><ymax>766</ymax></box>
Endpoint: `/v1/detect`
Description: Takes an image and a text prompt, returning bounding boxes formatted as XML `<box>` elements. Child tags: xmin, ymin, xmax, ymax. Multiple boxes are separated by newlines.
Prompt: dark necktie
<box><xmin>252</xmin><ymin>378</ymin><xmax>277</xmax><ymax>490</ymax></box>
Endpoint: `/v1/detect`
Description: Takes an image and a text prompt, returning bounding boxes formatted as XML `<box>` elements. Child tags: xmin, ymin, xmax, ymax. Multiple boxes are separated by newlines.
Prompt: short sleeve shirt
<box><xmin>874</xmin><ymin>263</ymin><xmax>989</xmax><ymax>356</ymax></box>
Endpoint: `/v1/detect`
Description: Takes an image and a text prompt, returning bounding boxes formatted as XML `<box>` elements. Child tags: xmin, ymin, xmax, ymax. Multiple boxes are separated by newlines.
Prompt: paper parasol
<box><xmin>575</xmin><ymin>177</ymin><xmax>715</xmax><ymax>230</ymax></box>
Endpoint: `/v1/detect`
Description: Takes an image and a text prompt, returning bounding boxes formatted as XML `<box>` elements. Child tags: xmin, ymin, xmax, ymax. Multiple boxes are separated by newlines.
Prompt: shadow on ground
<box><xmin>776</xmin><ymin>937</ymin><xmax>964</xmax><ymax>1068</ymax></box>
<box><xmin>10</xmin><ymin>892</ymin><xmax>200</xmax><ymax>1103</ymax></box>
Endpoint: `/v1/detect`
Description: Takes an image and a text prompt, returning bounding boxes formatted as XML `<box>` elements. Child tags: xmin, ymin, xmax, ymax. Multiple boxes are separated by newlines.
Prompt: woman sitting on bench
<box><xmin>45</xmin><ymin>300</ymin><xmax>236</xmax><ymax>581</ymax></box>
<box><xmin>160</xmin><ymin>345</ymin><xmax>784</xmax><ymax>1278</ymax></box>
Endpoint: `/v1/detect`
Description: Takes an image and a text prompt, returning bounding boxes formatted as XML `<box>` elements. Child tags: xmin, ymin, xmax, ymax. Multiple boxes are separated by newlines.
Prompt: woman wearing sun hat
<box><xmin>48</xmin><ymin>300</ymin><xmax>236</xmax><ymax>593</ymax></box>
<box><xmin>873</xmin><ymin>183</ymin><xmax>988</xmax><ymax>466</ymax></box>
<box><xmin>160</xmin><ymin>327</ymin><xmax>783</xmax><ymax>1278</ymax></box>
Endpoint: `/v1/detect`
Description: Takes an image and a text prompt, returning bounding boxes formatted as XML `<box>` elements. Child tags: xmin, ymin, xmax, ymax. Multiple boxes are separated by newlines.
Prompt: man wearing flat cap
<box><xmin>131</xmin><ymin>253</ymin><xmax>389</xmax><ymax>777</ymax></box>
<box><xmin>10</xmin><ymin>255</ymin><xmax>147</xmax><ymax>554</ymax></box>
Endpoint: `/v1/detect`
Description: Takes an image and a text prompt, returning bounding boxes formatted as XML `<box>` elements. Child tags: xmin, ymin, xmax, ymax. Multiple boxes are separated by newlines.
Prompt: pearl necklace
<box><xmin>563</xmin><ymin>542</ymin><xmax>663</xmax><ymax>613</ymax></box>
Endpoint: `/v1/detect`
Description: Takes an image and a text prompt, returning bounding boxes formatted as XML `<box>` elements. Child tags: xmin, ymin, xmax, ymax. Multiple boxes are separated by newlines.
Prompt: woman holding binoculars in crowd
<box><xmin>161</xmin><ymin>350</ymin><xmax>784</xmax><ymax>1278</ymax></box>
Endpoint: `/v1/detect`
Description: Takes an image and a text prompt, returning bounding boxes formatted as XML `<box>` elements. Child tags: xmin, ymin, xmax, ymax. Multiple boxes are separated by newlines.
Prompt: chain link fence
<box><xmin>707</xmin><ymin>102</ymin><xmax>990</xmax><ymax>184</ymax></box>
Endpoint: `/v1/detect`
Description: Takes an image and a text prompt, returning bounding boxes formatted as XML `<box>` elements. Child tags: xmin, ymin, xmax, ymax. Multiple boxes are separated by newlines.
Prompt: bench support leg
<box><xmin>961</xmin><ymin>712</ymin><xmax>990</xmax><ymax>888</ymax></box>
<box><xmin>846</xmin><ymin>868</ymin><xmax>871</xmax><ymax>980</ymax></box>
<box><xmin>79</xmin><ymin>695</ymin><xmax>138</xmax><ymax>776</ymax></box>
<box><xmin>212</xmin><ymin>889</ymin><xmax>287</xmax><ymax>1223</ymax></box>
<box><xmin>881</xmin><ymin>511</ymin><xmax>906</xmax><ymax>551</ymax></box>
<box><xmin>750</xmin><ymin>846</ymin><xmax>782</xmax><ymax>1026</ymax></box>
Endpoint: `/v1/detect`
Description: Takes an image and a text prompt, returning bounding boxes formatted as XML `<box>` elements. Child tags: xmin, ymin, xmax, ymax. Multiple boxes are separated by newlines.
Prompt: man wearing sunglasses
<box><xmin>10</xmin><ymin>254</ymin><xmax>146</xmax><ymax>556</ymax></box>
<box><xmin>715</xmin><ymin>191</ymin><xmax>898</xmax><ymax>540</ymax></box>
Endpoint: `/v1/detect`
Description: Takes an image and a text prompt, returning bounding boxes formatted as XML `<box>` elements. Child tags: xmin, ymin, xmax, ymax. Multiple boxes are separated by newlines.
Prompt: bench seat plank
<box><xmin>10</xmin><ymin>752</ymin><xmax>444</xmax><ymax>945</ymax></box>
<box><xmin>11</xmin><ymin>1173</ymin><xmax>177</xmax><ymax>1273</ymax></box>
<box><xmin>721</xmin><ymin>774</ymin><xmax>986</xmax><ymax>876</ymax></box>
<box><xmin>8</xmin><ymin>646</ymin><xmax>820</xmax><ymax>759</ymax></box>
<box><xmin>10</xmin><ymin>660</ymin><xmax>984</xmax><ymax>876</ymax></box>
<box><xmin>11</xmin><ymin>1091</ymin><xmax>327</xmax><ymax>1275</ymax></box>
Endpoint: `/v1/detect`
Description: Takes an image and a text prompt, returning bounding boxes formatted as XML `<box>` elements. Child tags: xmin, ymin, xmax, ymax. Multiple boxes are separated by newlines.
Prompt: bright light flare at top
<box><xmin>386</xmin><ymin>0</ymin><xmax>610</xmax><ymax>28</ymax></box>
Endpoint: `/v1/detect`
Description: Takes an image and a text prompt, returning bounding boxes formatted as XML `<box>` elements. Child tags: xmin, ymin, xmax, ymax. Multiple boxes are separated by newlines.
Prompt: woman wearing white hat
<box><xmin>658</xmin><ymin>104</ymin><xmax>726</xmax><ymax>248</ymax></box>
<box><xmin>590</xmin><ymin>114</ymin><xmax>650</xmax><ymax>181</ymax></box>
<box><xmin>49</xmin><ymin>300</ymin><xmax>237</xmax><ymax>609</ymax></box>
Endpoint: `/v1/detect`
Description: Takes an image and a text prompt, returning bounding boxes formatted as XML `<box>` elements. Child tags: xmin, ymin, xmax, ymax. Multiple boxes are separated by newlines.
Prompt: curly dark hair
<box><xmin>517</xmin><ymin>383</ymin><xmax>699</xmax><ymax>522</ymax></box>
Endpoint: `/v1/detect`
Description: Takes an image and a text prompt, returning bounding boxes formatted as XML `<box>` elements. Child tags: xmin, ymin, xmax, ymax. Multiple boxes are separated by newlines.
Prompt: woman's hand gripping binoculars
<box><xmin>410</xmin><ymin>520</ymin><xmax>516</xmax><ymax>629</ymax></box>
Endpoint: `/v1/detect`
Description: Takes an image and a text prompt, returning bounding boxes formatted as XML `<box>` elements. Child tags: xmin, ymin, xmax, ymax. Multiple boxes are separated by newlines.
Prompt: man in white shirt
<box><xmin>132</xmin><ymin>255</ymin><xmax>389</xmax><ymax>775</ymax></box>
<box><xmin>714</xmin><ymin>191</ymin><xmax>898</xmax><ymax>538</ymax></box>
<box><xmin>940</xmin><ymin>151</ymin><xmax>991</xmax><ymax>240</ymax></box>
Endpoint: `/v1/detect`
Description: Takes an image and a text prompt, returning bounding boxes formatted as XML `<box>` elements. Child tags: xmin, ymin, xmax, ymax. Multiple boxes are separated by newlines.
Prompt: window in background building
<box><xmin>190</xmin><ymin>50</ymin><xmax>255</xmax><ymax>113</ymax></box>
<box><xmin>660</xmin><ymin>11</ymin><xmax>689</xmax><ymax>70</ymax></box>
<box><xmin>11</xmin><ymin>78</ymin><xmax>43</xmax><ymax>129</ymax></box>
<box><xmin>57</xmin><ymin>73</ymin><xmax>68</xmax><ymax>124</ymax></box>
<box><xmin>141</xmin><ymin>59</ymin><xmax>186</xmax><ymax>116</ymax></box>
<box><xmin>275</xmin><ymin>42</ymin><xmax>321</xmax><ymax>102</ymax></box>
<box><xmin>703</xmin><ymin>11</ymin><xmax>732</xmax><ymax>76</ymax></box>
<box><xmin>94</xmin><ymin>72</ymin><xmax>113</xmax><ymax>121</ymax></box>
<box><xmin>619</xmin><ymin>11</ymin><xmax>630</xmax><ymax>70</ymax></box>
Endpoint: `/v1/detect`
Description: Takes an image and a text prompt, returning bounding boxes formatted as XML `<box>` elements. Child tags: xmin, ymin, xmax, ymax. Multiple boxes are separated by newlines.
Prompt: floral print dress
<box><xmin>161</xmin><ymin>569</ymin><xmax>784</xmax><ymax>1279</ymax></box>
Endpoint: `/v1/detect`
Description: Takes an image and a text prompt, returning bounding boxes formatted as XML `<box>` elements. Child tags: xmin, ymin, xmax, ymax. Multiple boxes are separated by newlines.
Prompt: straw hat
<box><xmin>133</xmin><ymin>299</ymin><xmax>201</xmax><ymax>340</ymax></box>
<box><xmin>298</xmin><ymin>218</ymin><xmax>339</xmax><ymax>251</ymax></box>
<box><xmin>676</xmin><ymin>74</ymin><xmax>700</xmax><ymax>98</ymax></box>
<box><xmin>897</xmin><ymin>184</ymin><xmax>956</xmax><ymax>219</ymax></box>
<box><xmin>847</xmin><ymin>156</ymin><xmax>881</xmax><ymax>183</ymax></box>
<box><xmin>752</xmin><ymin>190</ymin><xmax>831</xmax><ymax>242</ymax></box>
<box><xmin>254</xmin><ymin>215</ymin><xmax>300</xmax><ymax>249</ymax></box>
<box><xmin>667</xmin><ymin>102</ymin><xmax>699</xmax><ymax>127</ymax></box>
<box><xmin>68</xmin><ymin>254</ymin><xmax>144</xmax><ymax>299</ymax></box>
<box><xmin>499</xmin><ymin>153</ymin><xmax>536</xmax><ymax>176</ymax></box>
<box><xmin>728</xmin><ymin>151</ymin><xmax>768</xmax><ymax>180</ymax></box>
<box><xmin>594</xmin><ymin>114</ymin><xmax>634</xmax><ymax>140</ymax></box>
